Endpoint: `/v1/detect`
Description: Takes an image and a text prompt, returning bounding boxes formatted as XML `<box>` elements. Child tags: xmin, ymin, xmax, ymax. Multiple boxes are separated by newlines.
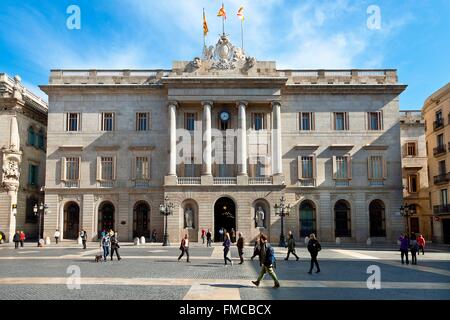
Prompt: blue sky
<box><xmin>0</xmin><ymin>0</ymin><xmax>449</xmax><ymax>109</ymax></box>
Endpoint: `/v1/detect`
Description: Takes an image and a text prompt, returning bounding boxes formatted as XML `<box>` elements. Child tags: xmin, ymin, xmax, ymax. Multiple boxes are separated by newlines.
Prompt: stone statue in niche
<box><xmin>3</xmin><ymin>160</ymin><xmax>20</xmax><ymax>180</ymax></box>
<box><xmin>255</xmin><ymin>206</ymin><xmax>265</xmax><ymax>228</ymax></box>
<box><xmin>184</xmin><ymin>207</ymin><xmax>194</xmax><ymax>229</ymax></box>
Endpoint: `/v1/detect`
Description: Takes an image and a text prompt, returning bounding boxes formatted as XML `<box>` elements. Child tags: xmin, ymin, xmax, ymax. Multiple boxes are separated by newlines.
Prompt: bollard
<box><xmin>140</xmin><ymin>236</ymin><xmax>146</xmax><ymax>245</ymax></box>
<box><xmin>45</xmin><ymin>237</ymin><xmax>51</xmax><ymax>245</ymax></box>
<box><xmin>134</xmin><ymin>237</ymin><xmax>140</xmax><ymax>245</ymax></box>
<box><xmin>77</xmin><ymin>236</ymin><xmax>82</xmax><ymax>245</ymax></box>
<box><xmin>304</xmin><ymin>236</ymin><xmax>309</xmax><ymax>244</ymax></box>
<box><xmin>366</xmin><ymin>238</ymin><xmax>372</xmax><ymax>245</ymax></box>
<box><xmin>335</xmin><ymin>237</ymin><xmax>341</xmax><ymax>245</ymax></box>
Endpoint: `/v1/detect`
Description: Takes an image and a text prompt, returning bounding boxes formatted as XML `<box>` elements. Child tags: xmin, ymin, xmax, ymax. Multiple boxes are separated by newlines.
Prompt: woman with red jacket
<box><xmin>417</xmin><ymin>234</ymin><xmax>426</xmax><ymax>255</ymax></box>
<box><xmin>19</xmin><ymin>231</ymin><xmax>26</xmax><ymax>248</ymax></box>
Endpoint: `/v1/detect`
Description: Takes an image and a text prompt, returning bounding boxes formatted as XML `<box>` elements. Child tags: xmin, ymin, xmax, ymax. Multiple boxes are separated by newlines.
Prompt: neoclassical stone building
<box><xmin>41</xmin><ymin>35</ymin><xmax>406</xmax><ymax>243</ymax></box>
<box><xmin>0</xmin><ymin>73</ymin><xmax>48</xmax><ymax>242</ymax></box>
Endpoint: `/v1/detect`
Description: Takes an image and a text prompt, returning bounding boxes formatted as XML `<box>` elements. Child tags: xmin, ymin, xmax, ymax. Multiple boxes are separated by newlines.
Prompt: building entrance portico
<box><xmin>214</xmin><ymin>197</ymin><xmax>236</xmax><ymax>242</ymax></box>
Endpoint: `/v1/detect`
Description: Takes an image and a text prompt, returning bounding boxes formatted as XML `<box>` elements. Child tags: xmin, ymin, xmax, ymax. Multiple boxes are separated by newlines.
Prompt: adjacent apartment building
<box><xmin>422</xmin><ymin>82</ymin><xmax>450</xmax><ymax>243</ymax></box>
<box><xmin>0</xmin><ymin>73</ymin><xmax>48</xmax><ymax>242</ymax></box>
<box><xmin>40</xmin><ymin>35</ymin><xmax>407</xmax><ymax>244</ymax></box>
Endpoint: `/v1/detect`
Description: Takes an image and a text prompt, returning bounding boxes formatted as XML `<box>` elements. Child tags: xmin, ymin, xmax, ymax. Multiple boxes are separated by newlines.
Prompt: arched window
<box><xmin>369</xmin><ymin>200</ymin><xmax>386</xmax><ymax>237</ymax></box>
<box><xmin>37</xmin><ymin>129</ymin><xmax>45</xmax><ymax>149</ymax></box>
<box><xmin>335</xmin><ymin>200</ymin><xmax>351</xmax><ymax>237</ymax></box>
<box><xmin>299</xmin><ymin>201</ymin><xmax>316</xmax><ymax>237</ymax></box>
<box><xmin>27</xmin><ymin>127</ymin><xmax>35</xmax><ymax>146</ymax></box>
<box><xmin>133</xmin><ymin>201</ymin><xmax>150</xmax><ymax>238</ymax></box>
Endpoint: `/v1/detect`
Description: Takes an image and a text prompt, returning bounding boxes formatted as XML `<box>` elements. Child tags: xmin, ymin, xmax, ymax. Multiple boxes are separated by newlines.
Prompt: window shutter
<box><xmin>332</xmin><ymin>156</ymin><xmax>337</xmax><ymax>179</ymax></box>
<box><xmin>96</xmin><ymin>156</ymin><xmax>101</xmax><ymax>181</ymax></box>
<box><xmin>61</xmin><ymin>157</ymin><xmax>67</xmax><ymax>181</ymax></box>
<box><xmin>379</xmin><ymin>111</ymin><xmax>383</xmax><ymax>130</ymax></box>
<box><xmin>297</xmin><ymin>156</ymin><xmax>303</xmax><ymax>180</ymax></box>
<box><xmin>347</xmin><ymin>156</ymin><xmax>352</xmax><ymax>179</ymax></box>
<box><xmin>249</xmin><ymin>157</ymin><xmax>255</xmax><ymax>177</ymax></box>
<box><xmin>382</xmin><ymin>157</ymin><xmax>387</xmax><ymax>180</ymax></box>
<box><xmin>312</xmin><ymin>155</ymin><xmax>317</xmax><ymax>179</ymax></box>
<box><xmin>112</xmin><ymin>156</ymin><xmax>117</xmax><ymax>180</ymax></box>
<box><xmin>311</xmin><ymin>113</ymin><xmax>315</xmax><ymax>130</ymax></box>
<box><xmin>131</xmin><ymin>156</ymin><xmax>136</xmax><ymax>180</ymax></box>
<box><xmin>65</xmin><ymin>114</ymin><xmax>68</xmax><ymax>131</ymax></box>
<box><xmin>345</xmin><ymin>112</ymin><xmax>349</xmax><ymax>130</ymax></box>
<box><xmin>367</xmin><ymin>157</ymin><xmax>372</xmax><ymax>180</ymax></box>
<box><xmin>148</xmin><ymin>155</ymin><xmax>151</xmax><ymax>180</ymax></box>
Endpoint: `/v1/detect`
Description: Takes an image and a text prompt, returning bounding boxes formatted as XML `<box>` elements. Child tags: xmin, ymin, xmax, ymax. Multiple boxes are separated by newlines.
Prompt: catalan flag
<box><xmin>237</xmin><ymin>6</ymin><xmax>244</xmax><ymax>21</ymax></box>
<box><xmin>203</xmin><ymin>9</ymin><xmax>209</xmax><ymax>36</ymax></box>
<box><xmin>217</xmin><ymin>3</ymin><xmax>227</xmax><ymax>19</ymax></box>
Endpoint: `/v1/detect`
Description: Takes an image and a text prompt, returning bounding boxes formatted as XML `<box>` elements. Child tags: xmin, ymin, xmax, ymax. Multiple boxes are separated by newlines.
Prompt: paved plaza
<box><xmin>0</xmin><ymin>242</ymin><xmax>449</xmax><ymax>300</ymax></box>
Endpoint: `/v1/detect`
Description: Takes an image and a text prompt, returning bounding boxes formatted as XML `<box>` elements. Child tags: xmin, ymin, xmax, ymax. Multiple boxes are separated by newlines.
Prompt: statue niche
<box><xmin>184</xmin><ymin>207</ymin><xmax>195</xmax><ymax>229</ymax></box>
<box><xmin>254</xmin><ymin>206</ymin><xmax>266</xmax><ymax>228</ymax></box>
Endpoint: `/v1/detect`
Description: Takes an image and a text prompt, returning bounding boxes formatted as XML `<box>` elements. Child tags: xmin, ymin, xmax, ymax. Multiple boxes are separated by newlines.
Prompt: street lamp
<box><xmin>400</xmin><ymin>203</ymin><xmax>416</xmax><ymax>236</ymax></box>
<box><xmin>159</xmin><ymin>196</ymin><xmax>174</xmax><ymax>246</ymax></box>
<box><xmin>33</xmin><ymin>202</ymin><xmax>48</xmax><ymax>247</ymax></box>
<box><xmin>274</xmin><ymin>195</ymin><xmax>291</xmax><ymax>247</ymax></box>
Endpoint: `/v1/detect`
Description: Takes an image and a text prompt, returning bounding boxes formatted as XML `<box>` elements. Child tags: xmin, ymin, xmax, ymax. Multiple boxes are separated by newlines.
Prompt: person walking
<box><xmin>399</xmin><ymin>233</ymin><xmax>410</xmax><ymax>265</ymax></box>
<box><xmin>219</xmin><ymin>227</ymin><xmax>224</xmax><ymax>242</ymax></box>
<box><xmin>201</xmin><ymin>228</ymin><xmax>206</xmax><ymax>245</ymax></box>
<box><xmin>178</xmin><ymin>234</ymin><xmax>190</xmax><ymax>262</ymax></box>
<box><xmin>223</xmin><ymin>232</ymin><xmax>233</xmax><ymax>265</ymax></box>
<box><xmin>13</xmin><ymin>231</ymin><xmax>20</xmax><ymax>249</ymax></box>
<box><xmin>252</xmin><ymin>233</ymin><xmax>280</xmax><ymax>288</ymax></box>
<box><xmin>411</xmin><ymin>238</ymin><xmax>419</xmax><ymax>265</ymax></box>
<box><xmin>19</xmin><ymin>231</ymin><xmax>26</xmax><ymax>248</ymax></box>
<box><xmin>237</xmin><ymin>232</ymin><xmax>245</xmax><ymax>264</ymax></box>
<box><xmin>251</xmin><ymin>236</ymin><xmax>261</xmax><ymax>261</ymax></box>
<box><xmin>307</xmin><ymin>233</ymin><xmax>321</xmax><ymax>274</ymax></box>
<box><xmin>80</xmin><ymin>229</ymin><xmax>87</xmax><ymax>249</ymax></box>
<box><xmin>417</xmin><ymin>234</ymin><xmax>426</xmax><ymax>255</ymax></box>
<box><xmin>110</xmin><ymin>232</ymin><xmax>121</xmax><ymax>261</ymax></box>
<box><xmin>206</xmin><ymin>229</ymin><xmax>212</xmax><ymax>247</ymax></box>
<box><xmin>101</xmin><ymin>233</ymin><xmax>111</xmax><ymax>262</ymax></box>
<box><xmin>54</xmin><ymin>230</ymin><xmax>60</xmax><ymax>244</ymax></box>
<box><xmin>151</xmin><ymin>229</ymin><xmax>157</xmax><ymax>242</ymax></box>
<box><xmin>285</xmin><ymin>231</ymin><xmax>299</xmax><ymax>261</ymax></box>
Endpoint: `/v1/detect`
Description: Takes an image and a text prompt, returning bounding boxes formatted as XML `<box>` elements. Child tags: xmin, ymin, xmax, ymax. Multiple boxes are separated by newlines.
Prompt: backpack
<box><xmin>265</xmin><ymin>245</ymin><xmax>276</xmax><ymax>267</ymax></box>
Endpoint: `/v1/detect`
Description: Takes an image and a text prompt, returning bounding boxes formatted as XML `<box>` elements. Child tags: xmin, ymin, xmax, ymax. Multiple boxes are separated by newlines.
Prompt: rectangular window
<box><xmin>185</xmin><ymin>113</ymin><xmax>196</xmax><ymax>131</ymax></box>
<box><xmin>333</xmin><ymin>112</ymin><xmax>349</xmax><ymax>130</ymax></box>
<box><xmin>66</xmin><ymin>113</ymin><xmax>80</xmax><ymax>132</ymax></box>
<box><xmin>135</xmin><ymin>157</ymin><xmax>149</xmax><ymax>180</ymax></box>
<box><xmin>253</xmin><ymin>113</ymin><xmax>265</xmax><ymax>131</ymax></box>
<box><xmin>440</xmin><ymin>189</ymin><xmax>448</xmax><ymax>206</ymax></box>
<box><xmin>101</xmin><ymin>157</ymin><xmax>114</xmax><ymax>180</ymax></box>
<box><xmin>101</xmin><ymin>113</ymin><xmax>115</xmax><ymax>131</ymax></box>
<box><xmin>299</xmin><ymin>112</ymin><xmax>314</xmax><ymax>131</ymax></box>
<box><xmin>406</xmin><ymin>142</ymin><xmax>417</xmax><ymax>157</ymax></box>
<box><xmin>28</xmin><ymin>164</ymin><xmax>39</xmax><ymax>186</ymax></box>
<box><xmin>136</xmin><ymin>112</ymin><xmax>150</xmax><ymax>131</ymax></box>
<box><xmin>335</xmin><ymin>156</ymin><xmax>348</xmax><ymax>179</ymax></box>
<box><xmin>368</xmin><ymin>112</ymin><xmax>383</xmax><ymax>130</ymax></box>
<box><xmin>439</xmin><ymin>160</ymin><xmax>446</xmax><ymax>175</ymax></box>
<box><xmin>408</xmin><ymin>174</ymin><xmax>418</xmax><ymax>193</ymax></box>
<box><xmin>437</xmin><ymin>133</ymin><xmax>444</xmax><ymax>148</ymax></box>
<box><xmin>368</xmin><ymin>155</ymin><xmax>385</xmax><ymax>180</ymax></box>
<box><xmin>66</xmin><ymin>157</ymin><xmax>80</xmax><ymax>181</ymax></box>
<box><xmin>301</xmin><ymin>156</ymin><xmax>314</xmax><ymax>178</ymax></box>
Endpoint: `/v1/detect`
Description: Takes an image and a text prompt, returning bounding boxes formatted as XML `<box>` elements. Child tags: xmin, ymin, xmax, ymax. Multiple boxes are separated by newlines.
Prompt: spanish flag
<box><xmin>203</xmin><ymin>9</ymin><xmax>209</xmax><ymax>36</ymax></box>
<box><xmin>217</xmin><ymin>3</ymin><xmax>226</xmax><ymax>19</ymax></box>
<box><xmin>237</xmin><ymin>6</ymin><xmax>244</xmax><ymax>21</ymax></box>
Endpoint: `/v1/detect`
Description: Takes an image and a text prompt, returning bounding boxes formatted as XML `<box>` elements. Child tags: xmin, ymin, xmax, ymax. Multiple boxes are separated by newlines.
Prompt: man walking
<box><xmin>237</xmin><ymin>232</ymin><xmax>244</xmax><ymax>264</ymax></box>
<box><xmin>307</xmin><ymin>233</ymin><xmax>321</xmax><ymax>273</ymax></box>
<box><xmin>251</xmin><ymin>236</ymin><xmax>261</xmax><ymax>261</ymax></box>
<box><xmin>399</xmin><ymin>233</ymin><xmax>410</xmax><ymax>265</ymax></box>
<box><xmin>13</xmin><ymin>231</ymin><xmax>20</xmax><ymax>249</ymax></box>
<box><xmin>178</xmin><ymin>234</ymin><xmax>190</xmax><ymax>262</ymax></box>
<box><xmin>417</xmin><ymin>234</ymin><xmax>426</xmax><ymax>255</ymax></box>
<box><xmin>110</xmin><ymin>232</ymin><xmax>121</xmax><ymax>261</ymax></box>
<box><xmin>206</xmin><ymin>229</ymin><xmax>212</xmax><ymax>247</ymax></box>
<box><xmin>252</xmin><ymin>234</ymin><xmax>280</xmax><ymax>288</ymax></box>
<box><xmin>54</xmin><ymin>229</ymin><xmax>60</xmax><ymax>244</ymax></box>
<box><xmin>101</xmin><ymin>233</ymin><xmax>111</xmax><ymax>262</ymax></box>
<box><xmin>285</xmin><ymin>231</ymin><xmax>299</xmax><ymax>261</ymax></box>
<box><xmin>80</xmin><ymin>229</ymin><xmax>87</xmax><ymax>249</ymax></box>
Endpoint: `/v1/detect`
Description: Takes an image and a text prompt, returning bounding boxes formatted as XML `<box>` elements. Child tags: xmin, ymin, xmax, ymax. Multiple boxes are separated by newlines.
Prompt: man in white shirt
<box><xmin>54</xmin><ymin>230</ymin><xmax>60</xmax><ymax>244</ymax></box>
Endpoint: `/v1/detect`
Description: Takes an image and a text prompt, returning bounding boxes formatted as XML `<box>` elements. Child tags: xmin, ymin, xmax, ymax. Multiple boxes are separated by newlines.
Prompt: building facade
<box><xmin>400</xmin><ymin>110</ymin><xmax>431</xmax><ymax>239</ymax></box>
<box><xmin>422</xmin><ymin>82</ymin><xmax>450</xmax><ymax>243</ymax></box>
<box><xmin>41</xmin><ymin>35</ymin><xmax>406</xmax><ymax>243</ymax></box>
<box><xmin>0</xmin><ymin>73</ymin><xmax>48</xmax><ymax>242</ymax></box>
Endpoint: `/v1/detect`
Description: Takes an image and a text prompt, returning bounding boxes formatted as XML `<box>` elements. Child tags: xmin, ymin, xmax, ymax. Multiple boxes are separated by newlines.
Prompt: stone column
<box><xmin>271</xmin><ymin>101</ymin><xmax>282</xmax><ymax>175</ymax></box>
<box><xmin>237</xmin><ymin>101</ymin><xmax>248</xmax><ymax>175</ymax></box>
<box><xmin>168</xmin><ymin>101</ymin><xmax>178</xmax><ymax>176</ymax></box>
<box><xmin>202</xmin><ymin>101</ymin><xmax>213</xmax><ymax>176</ymax></box>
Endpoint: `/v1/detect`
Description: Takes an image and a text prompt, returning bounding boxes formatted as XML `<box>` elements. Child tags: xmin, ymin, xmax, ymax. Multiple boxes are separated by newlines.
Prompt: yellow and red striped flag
<box><xmin>203</xmin><ymin>9</ymin><xmax>209</xmax><ymax>36</ymax></box>
<box><xmin>217</xmin><ymin>3</ymin><xmax>227</xmax><ymax>19</ymax></box>
<box><xmin>237</xmin><ymin>6</ymin><xmax>244</xmax><ymax>21</ymax></box>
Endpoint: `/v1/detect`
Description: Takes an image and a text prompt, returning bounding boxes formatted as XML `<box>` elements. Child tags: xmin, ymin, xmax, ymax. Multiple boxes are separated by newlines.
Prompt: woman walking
<box><xmin>417</xmin><ymin>234</ymin><xmax>426</xmax><ymax>255</ymax></box>
<box><xmin>54</xmin><ymin>230</ymin><xmax>60</xmax><ymax>244</ymax></box>
<box><xmin>223</xmin><ymin>232</ymin><xmax>233</xmax><ymax>266</ymax></box>
<box><xmin>178</xmin><ymin>234</ymin><xmax>190</xmax><ymax>262</ymax></box>
<box><xmin>13</xmin><ymin>231</ymin><xmax>20</xmax><ymax>249</ymax></box>
<box><xmin>285</xmin><ymin>232</ymin><xmax>299</xmax><ymax>261</ymax></box>
<box><xmin>19</xmin><ymin>231</ymin><xmax>26</xmax><ymax>248</ymax></box>
<box><xmin>307</xmin><ymin>233</ymin><xmax>321</xmax><ymax>274</ymax></box>
<box><xmin>101</xmin><ymin>233</ymin><xmax>111</xmax><ymax>262</ymax></box>
<box><xmin>110</xmin><ymin>232</ymin><xmax>121</xmax><ymax>261</ymax></box>
<box><xmin>399</xmin><ymin>233</ymin><xmax>410</xmax><ymax>265</ymax></box>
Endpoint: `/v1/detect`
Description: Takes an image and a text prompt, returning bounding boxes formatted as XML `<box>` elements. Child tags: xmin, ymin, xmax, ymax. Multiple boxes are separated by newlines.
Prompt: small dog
<box><xmin>95</xmin><ymin>255</ymin><xmax>103</xmax><ymax>262</ymax></box>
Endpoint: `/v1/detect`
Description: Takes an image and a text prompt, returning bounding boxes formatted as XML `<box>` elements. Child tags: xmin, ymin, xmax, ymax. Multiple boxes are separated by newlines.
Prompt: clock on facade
<box><xmin>220</xmin><ymin>111</ymin><xmax>230</xmax><ymax>121</ymax></box>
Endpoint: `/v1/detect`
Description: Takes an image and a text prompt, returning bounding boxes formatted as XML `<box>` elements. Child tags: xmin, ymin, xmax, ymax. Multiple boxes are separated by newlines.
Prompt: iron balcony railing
<box><xmin>434</xmin><ymin>119</ymin><xmax>444</xmax><ymax>131</ymax></box>
<box><xmin>433</xmin><ymin>204</ymin><xmax>450</xmax><ymax>215</ymax></box>
<box><xmin>433</xmin><ymin>145</ymin><xmax>447</xmax><ymax>157</ymax></box>
<box><xmin>433</xmin><ymin>173</ymin><xmax>450</xmax><ymax>185</ymax></box>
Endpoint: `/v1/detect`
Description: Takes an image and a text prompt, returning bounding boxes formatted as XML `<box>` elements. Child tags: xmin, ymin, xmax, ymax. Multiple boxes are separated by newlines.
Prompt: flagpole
<box><xmin>203</xmin><ymin>8</ymin><xmax>206</xmax><ymax>48</ymax></box>
<box><xmin>222</xmin><ymin>3</ymin><xmax>225</xmax><ymax>35</ymax></box>
<box><xmin>241</xmin><ymin>19</ymin><xmax>244</xmax><ymax>52</ymax></box>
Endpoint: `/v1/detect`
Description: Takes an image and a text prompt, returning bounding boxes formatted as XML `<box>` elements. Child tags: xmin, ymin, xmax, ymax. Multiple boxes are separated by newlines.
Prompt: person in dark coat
<box><xmin>250</xmin><ymin>236</ymin><xmax>261</xmax><ymax>261</ymax></box>
<box><xmin>13</xmin><ymin>231</ymin><xmax>20</xmax><ymax>249</ymax></box>
<box><xmin>410</xmin><ymin>237</ymin><xmax>419</xmax><ymax>265</ymax></box>
<box><xmin>206</xmin><ymin>229</ymin><xmax>212</xmax><ymax>247</ymax></box>
<box><xmin>399</xmin><ymin>233</ymin><xmax>410</xmax><ymax>265</ymax></box>
<box><xmin>307</xmin><ymin>233</ymin><xmax>321</xmax><ymax>273</ymax></box>
<box><xmin>80</xmin><ymin>229</ymin><xmax>87</xmax><ymax>249</ymax></box>
<box><xmin>285</xmin><ymin>231</ymin><xmax>299</xmax><ymax>261</ymax></box>
<box><xmin>252</xmin><ymin>233</ymin><xmax>280</xmax><ymax>288</ymax></box>
<box><xmin>223</xmin><ymin>233</ymin><xmax>233</xmax><ymax>265</ymax></box>
<box><xmin>237</xmin><ymin>232</ymin><xmax>244</xmax><ymax>264</ymax></box>
<box><xmin>110</xmin><ymin>232</ymin><xmax>121</xmax><ymax>261</ymax></box>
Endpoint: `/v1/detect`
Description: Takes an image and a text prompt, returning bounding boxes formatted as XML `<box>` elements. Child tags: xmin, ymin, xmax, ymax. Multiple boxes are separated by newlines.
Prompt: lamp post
<box><xmin>400</xmin><ymin>203</ymin><xmax>415</xmax><ymax>236</ymax></box>
<box><xmin>274</xmin><ymin>195</ymin><xmax>291</xmax><ymax>247</ymax></box>
<box><xmin>33</xmin><ymin>202</ymin><xmax>48</xmax><ymax>247</ymax></box>
<box><xmin>159</xmin><ymin>196</ymin><xmax>174</xmax><ymax>246</ymax></box>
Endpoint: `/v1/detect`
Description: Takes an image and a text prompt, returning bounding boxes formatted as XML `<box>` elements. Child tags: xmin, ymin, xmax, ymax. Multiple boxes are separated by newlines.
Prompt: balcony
<box><xmin>177</xmin><ymin>177</ymin><xmax>201</xmax><ymax>185</ymax></box>
<box><xmin>249</xmin><ymin>177</ymin><xmax>273</xmax><ymax>185</ymax></box>
<box><xmin>433</xmin><ymin>204</ymin><xmax>450</xmax><ymax>215</ymax></box>
<box><xmin>434</xmin><ymin>119</ymin><xmax>444</xmax><ymax>131</ymax></box>
<box><xmin>433</xmin><ymin>173</ymin><xmax>450</xmax><ymax>185</ymax></box>
<box><xmin>335</xmin><ymin>180</ymin><xmax>350</xmax><ymax>187</ymax></box>
<box><xmin>213</xmin><ymin>177</ymin><xmax>237</xmax><ymax>185</ymax></box>
<box><xmin>64</xmin><ymin>181</ymin><xmax>79</xmax><ymax>188</ymax></box>
<box><xmin>98</xmin><ymin>180</ymin><xmax>114</xmax><ymax>188</ymax></box>
<box><xmin>298</xmin><ymin>179</ymin><xmax>316</xmax><ymax>187</ymax></box>
<box><xmin>134</xmin><ymin>180</ymin><xmax>150</xmax><ymax>188</ymax></box>
<box><xmin>433</xmin><ymin>145</ymin><xmax>447</xmax><ymax>157</ymax></box>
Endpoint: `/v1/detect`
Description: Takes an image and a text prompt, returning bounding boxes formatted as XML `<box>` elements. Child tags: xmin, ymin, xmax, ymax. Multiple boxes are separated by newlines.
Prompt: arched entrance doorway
<box><xmin>98</xmin><ymin>202</ymin><xmax>115</xmax><ymax>238</ymax></box>
<box><xmin>214</xmin><ymin>197</ymin><xmax>236</xmax><ymax>242</ymax></box>
<box><xmin>334</xmin><ymin>200</ymin><xmax>351</xmax><ymax>237</ymax></box>
<box><xmin>63</xmin><ymin>202</ymin><xmax>80</xmax><ymax>240</ymax></box>
<box><xmin>299</xmin><ymin>200</ymin><xmax>317</xmax><ymax>237</ymax></box>
<box><xmin>133</xmin><ymin>201</ymin><xmax>150</xmax><ymax>238</ymax></box>
<box><xmin>369</xmin><ymin>200</ymin><xmax>386</xmax><ymax>237</ymax></box>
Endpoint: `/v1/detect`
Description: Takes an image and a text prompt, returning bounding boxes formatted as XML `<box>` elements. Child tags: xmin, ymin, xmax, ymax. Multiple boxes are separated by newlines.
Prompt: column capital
<box><xmin>201</xmin><ymin>101</ymin><xmax>214</xmax><ymax>107</ymax></box>
<box><xmin>271</xmin><ymin>101</ymin><xmax>281</xmax><ymax>108</ymax></box>
<box><xmin>236</xmin><ymin>101</ymin><xmax>248</xmax><ymax>108</ymax></box>
<box><xmin>167</xmin><ymin>101</ymin><xmax>178</xmax><ymax>108</ymax></box>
